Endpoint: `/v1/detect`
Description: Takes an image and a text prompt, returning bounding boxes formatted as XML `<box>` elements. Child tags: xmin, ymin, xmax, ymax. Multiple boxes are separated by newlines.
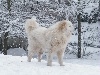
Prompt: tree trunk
<box><xmin>2</xmin><ymin>32</ymin><xmax>9</xmax><ymax>55</ymax></box>
<box><xmin>58</xmin><ymin>0</ymin><xmax>61</xmax><ymax>3</ymax></box>
<box><xmin>2</xmin><ymin>0</ymin><xmax>12</xmax><ymax>55</ymax></box>
<box><xmin>77</xmin><ymin>0</ymin><xmax>81</xmax><ymax>58</ymax></box>
<box><xmin>77</xmin><ymin>13</ymin><xmax>81</xmax><ymax>58</ymax></box>
<box><xmin>7</xmin><ymin>0</ymin><xmax>11</xmax><ymax>14</ymax></box>
<box><xmin>99</xmin><ymin>0</ymin><xmax>100</xmax><ymax>13</ymax></box>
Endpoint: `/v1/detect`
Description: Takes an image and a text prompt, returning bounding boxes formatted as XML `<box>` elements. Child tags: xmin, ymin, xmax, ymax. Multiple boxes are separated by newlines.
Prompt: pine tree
<box><xmin>2</xmin><ymin>0</ymin><xmax>12</xmax><ymax>55</ymax></box>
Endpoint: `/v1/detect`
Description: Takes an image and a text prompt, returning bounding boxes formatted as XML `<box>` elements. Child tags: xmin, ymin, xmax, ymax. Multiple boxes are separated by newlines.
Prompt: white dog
<box><xmin>25</xmin><ymin>18</ymin><xmax>73</xmax><ymax>66</ymax></box>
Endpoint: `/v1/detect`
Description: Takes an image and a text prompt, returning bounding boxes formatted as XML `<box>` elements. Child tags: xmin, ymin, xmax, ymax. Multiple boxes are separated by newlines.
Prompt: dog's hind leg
<box><xmin>38</xmin><ymin>52</ymin><xmax>43</xmax><ymax>62</ymax></box>
<box><xmin>57</xmin><ymin>50</ymin><xmax>65</xmax><ymax>66</ymax></box>
<box><xmin>27</xmin><ymin>49</ymin><xmax>34</xmax><ymax>62</ymax></box>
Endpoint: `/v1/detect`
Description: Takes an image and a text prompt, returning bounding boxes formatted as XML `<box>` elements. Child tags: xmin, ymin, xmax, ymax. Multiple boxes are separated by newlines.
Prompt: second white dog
<box><xmin>25</xmin><ymin>18</ymin><xmax>73</xmax><ymax>66</ymax></box>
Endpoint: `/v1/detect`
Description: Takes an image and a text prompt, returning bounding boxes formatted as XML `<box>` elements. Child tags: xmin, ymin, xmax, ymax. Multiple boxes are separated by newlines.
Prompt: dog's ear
<box><xmin>58</xmin><ymin>20</ymin><xmax>67</xmax><ymax>31</ymax></box>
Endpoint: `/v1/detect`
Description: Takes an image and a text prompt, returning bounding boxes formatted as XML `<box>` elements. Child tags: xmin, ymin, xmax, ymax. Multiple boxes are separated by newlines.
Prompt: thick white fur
<box><xmin>25</xmin><ymin>18</ymin><xmax>73</xmax><ymax>66</ymax></box>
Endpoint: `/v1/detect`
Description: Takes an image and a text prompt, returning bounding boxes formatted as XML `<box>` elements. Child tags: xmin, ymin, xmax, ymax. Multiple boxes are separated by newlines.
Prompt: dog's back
<box><xmin>32</xmin><ymin>27</ymin><xmax>47</xmax><ymax>45</ymax></box>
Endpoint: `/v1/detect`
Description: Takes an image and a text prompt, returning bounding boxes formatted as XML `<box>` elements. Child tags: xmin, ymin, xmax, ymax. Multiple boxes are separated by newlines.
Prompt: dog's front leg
<box><xmin>47</xmin><ymin>51</ymin><xmax>53</xmax><ymax>66</ymax></box>
<box><xmin>57</xmin><ymin>50</ymin><xmax>65</xmax><ymax>66</ymax></box>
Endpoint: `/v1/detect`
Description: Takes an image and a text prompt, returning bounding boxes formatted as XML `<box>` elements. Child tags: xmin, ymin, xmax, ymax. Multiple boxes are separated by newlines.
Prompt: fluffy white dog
<box><xmin>25</xmin><ymin>18</ymin><xmax>73</xmax><ymax>66</ymax></box>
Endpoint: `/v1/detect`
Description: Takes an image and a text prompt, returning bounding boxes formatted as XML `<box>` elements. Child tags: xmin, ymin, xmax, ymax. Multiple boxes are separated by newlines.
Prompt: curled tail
<box><xmin>25</xmin><ymin>18</ymin><xmax>39</xmax><ymax>34</ymax></box>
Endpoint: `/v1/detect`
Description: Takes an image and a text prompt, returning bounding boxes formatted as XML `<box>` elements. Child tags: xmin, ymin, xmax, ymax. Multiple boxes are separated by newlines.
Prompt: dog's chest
<box><xmin>50</xmin><ymin>35</ymin><xmax>67</xmax><ymax>47</ymax></box>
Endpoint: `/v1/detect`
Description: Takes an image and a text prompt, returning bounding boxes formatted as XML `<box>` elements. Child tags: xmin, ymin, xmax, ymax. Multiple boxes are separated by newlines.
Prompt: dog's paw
<box><xmin>47</xmin><ymin>63</ymin><xmax>52</xmax><ymax>66</ymax></box>
<box><xmin>60</xmin><ymin>64</ymin><xmax>65</xmax><ymax>66</ymax></box>
<box><xmin>27</xmin><ymin>59</ymin><xmax>31</xmax><ymax>62</ymax></box>
<box><xmin>38</xmin><ymin>60</ymin><xmax>41</xmax><ymax>62</ymax></box>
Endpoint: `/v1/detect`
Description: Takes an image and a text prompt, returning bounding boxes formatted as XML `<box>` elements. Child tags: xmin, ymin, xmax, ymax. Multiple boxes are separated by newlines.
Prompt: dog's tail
<box><xmin>25</xmin><ymin>18</ymin><xmax>39</xmax><ymax>34</ymax></box>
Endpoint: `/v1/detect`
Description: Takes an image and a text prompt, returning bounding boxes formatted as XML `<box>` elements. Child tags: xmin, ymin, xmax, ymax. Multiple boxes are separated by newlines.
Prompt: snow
<box><xmin>0</xmin><ymin>54</ymin><xmax>100</xmax><ymax>75</ymax></box>
<box><xmin>81</xmin><ymin>22</ymin><xmax>100</xmax><ymax>46</ymax></box>
<box><xmin>64</xmin><ymin>46</ymin><xmax>100</xmax><ymax>59</ymax></box>
<box><xmin>83</xmin><ymin>3</ymin><xmax>99</xmax><ymax>15</ymax></box>
<box><xmin>81</xmin><ymin>47</ymin><xmax>100</xmax><ymax>59</ymax></box>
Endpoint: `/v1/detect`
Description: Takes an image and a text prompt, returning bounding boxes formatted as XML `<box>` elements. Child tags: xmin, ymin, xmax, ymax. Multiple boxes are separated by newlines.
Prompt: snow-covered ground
<box><xmin>0</xmin><ymin>54</ymin><xmax>100</xmax><ymax>75</ymax></box>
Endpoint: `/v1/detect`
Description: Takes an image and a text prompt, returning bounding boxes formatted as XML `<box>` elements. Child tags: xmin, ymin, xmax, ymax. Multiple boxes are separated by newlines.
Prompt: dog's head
<box><xmin>57</xmin><ymin>20</ymin><xmax>73</xmax><ymax>33</ymax></box>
